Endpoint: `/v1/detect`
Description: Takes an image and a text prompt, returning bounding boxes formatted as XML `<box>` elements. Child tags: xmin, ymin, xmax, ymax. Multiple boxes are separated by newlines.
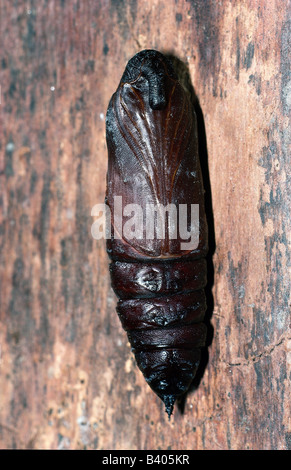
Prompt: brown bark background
<box><xmin>0</xmin><ymin>0</ymin><xmax>290</xmax><ymax>450</ymax></box>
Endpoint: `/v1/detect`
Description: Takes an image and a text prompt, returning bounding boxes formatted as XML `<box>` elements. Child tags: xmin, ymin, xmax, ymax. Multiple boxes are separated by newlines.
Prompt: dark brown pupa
<box><xmin>105</xmin><ymin>50</ymin><xmax>208</xmax><ymax>417</ymax></box>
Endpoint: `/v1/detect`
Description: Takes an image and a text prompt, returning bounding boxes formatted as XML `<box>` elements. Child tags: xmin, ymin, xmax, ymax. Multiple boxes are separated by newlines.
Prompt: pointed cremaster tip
<box><xmin>162</xmin><ymin>395</ymin><xmax>176</xmax><ymax>420</ymax></box>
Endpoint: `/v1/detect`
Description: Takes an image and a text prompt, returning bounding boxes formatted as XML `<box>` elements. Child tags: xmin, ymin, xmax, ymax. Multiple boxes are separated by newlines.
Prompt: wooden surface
<box><xmin>0</xmin><ymin>0</ymin><xmax>290</xmax><ymax>450</ymax></box>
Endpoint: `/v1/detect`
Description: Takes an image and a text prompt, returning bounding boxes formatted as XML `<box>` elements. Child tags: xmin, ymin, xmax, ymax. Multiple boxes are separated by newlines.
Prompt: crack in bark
<box><xmin>224</xmin><ymin>334</ymin><xmax>290</xmax><ymax>367</ymax></box>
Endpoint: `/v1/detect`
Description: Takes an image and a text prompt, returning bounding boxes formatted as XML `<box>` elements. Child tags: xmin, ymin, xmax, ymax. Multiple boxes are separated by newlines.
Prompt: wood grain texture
<box><xmin>0</xmin><ymin>0</ymin><xmax>290</xmax><ymax>450</ymax></box>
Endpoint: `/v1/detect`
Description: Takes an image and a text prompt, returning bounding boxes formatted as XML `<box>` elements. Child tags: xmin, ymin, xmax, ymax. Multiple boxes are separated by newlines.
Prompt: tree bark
<box><xmin>0</xmin><ymin>0</ymin><xmax>290</xmax><ymax>450</ymax></box>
